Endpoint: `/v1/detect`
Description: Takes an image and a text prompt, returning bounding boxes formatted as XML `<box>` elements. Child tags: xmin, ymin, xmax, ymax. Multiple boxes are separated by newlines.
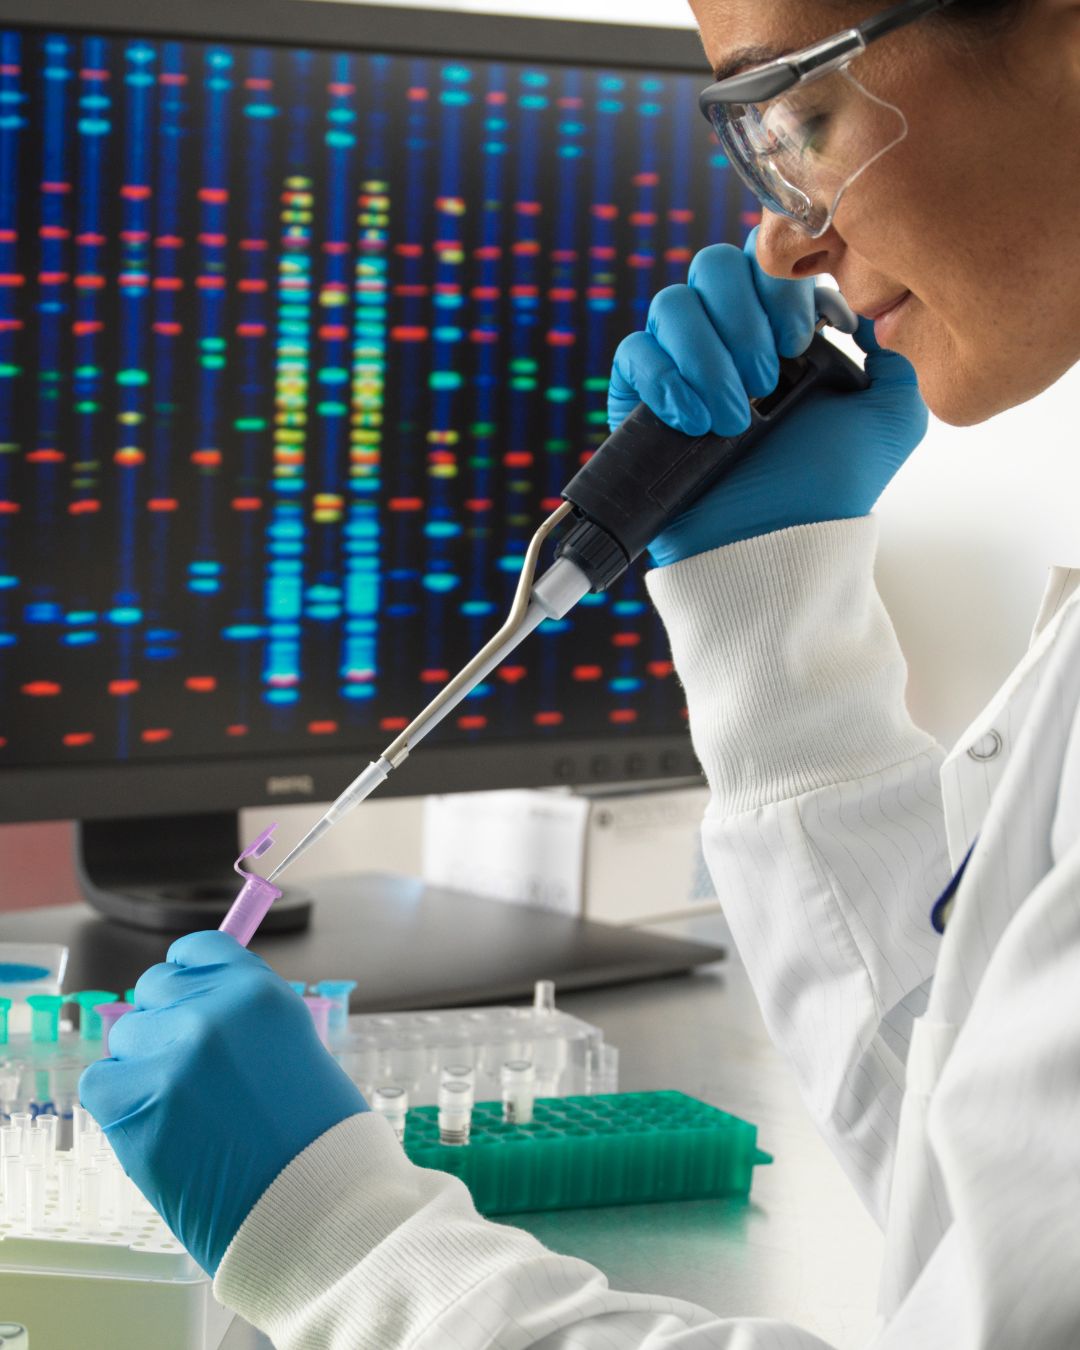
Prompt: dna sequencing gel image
<box><xmin>0</xmin><ymin>28</ymin><xmax>757</xmax><ymax>767</ymax></box>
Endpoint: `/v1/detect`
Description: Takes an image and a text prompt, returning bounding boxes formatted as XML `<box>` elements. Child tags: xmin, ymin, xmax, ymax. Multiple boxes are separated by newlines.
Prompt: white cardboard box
<box><xmin>422</xmin><ymin>785</ymin><xmax>717</xmax><ymax>925</ymax></box>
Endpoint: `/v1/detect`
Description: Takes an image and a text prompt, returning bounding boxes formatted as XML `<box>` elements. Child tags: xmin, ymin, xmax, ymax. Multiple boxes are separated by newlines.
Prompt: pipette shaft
<box><xmin>266</xmin><ymin>549</ymin><xmax>589</xmax><ymax>883</ymax></box>
<box><xmin>262</xmin><ymin>297</ymin><xmax>865</xmax><ymax>890</ymax></box>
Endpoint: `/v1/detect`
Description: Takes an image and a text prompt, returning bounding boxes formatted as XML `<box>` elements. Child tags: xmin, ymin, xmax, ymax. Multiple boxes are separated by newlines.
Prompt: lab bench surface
<box><xmin>222</xmin><ymin>917</ymin><xmax>883</xmax><ymax>1350</ymax></box>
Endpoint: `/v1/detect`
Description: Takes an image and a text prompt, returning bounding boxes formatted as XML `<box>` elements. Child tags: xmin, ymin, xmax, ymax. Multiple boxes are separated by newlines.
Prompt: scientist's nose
<box><xmin>754</xmin><ymin>209</ymin><xmax>842</xmax><ymax>280</ymax></box>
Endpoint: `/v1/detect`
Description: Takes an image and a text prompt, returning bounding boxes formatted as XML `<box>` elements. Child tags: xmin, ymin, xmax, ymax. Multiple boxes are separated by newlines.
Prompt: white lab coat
<box><xmin>216</xmin><ymin>517</ymin><xmax>1080</xmax><ymax>1350</ymax></box>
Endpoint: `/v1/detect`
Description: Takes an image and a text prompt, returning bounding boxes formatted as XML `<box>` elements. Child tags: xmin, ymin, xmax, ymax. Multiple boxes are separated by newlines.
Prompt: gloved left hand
<box><xmin>79</xmin><ymin>931</ymin><xmax>368</xmax><ymax>1276</ymax></box>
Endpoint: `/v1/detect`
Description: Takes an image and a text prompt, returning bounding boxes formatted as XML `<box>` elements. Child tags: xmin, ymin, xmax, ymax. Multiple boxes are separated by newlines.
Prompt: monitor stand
<box><xmin>75</xmin><ymin>812</ymin><xmax>312</xmax><ymax>936</ymax></box>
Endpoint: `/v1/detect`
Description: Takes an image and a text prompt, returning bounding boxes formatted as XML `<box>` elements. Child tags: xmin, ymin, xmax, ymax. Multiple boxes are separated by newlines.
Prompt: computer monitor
<box><xmin>0</xmin><ymin>0</ymin><xmax>752</xmax><ymax>933</ymax></box>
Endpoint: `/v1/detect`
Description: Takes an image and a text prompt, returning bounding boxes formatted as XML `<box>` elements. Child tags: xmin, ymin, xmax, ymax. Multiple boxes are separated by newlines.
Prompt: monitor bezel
<box><xmin>0</xmin><ymin>0</ymin><xmax>710</xmax><ymax>823</ymax></box>
<box><xmin>0</xmin><ymin>0</ymin><xmax>707</xmax><ymax>71</ymax></box>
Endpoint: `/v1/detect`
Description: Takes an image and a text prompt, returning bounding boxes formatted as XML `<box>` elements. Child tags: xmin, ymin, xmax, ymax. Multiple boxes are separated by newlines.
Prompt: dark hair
<box><xmin>936</xmin><ymin>0</ymin><xmax>1026</xmax><ymax>20</ymax></box>
<box><xmin>928</xmin><ymin>0</ymin><xmax>1030</xmax><ymax>48</ymax></box>
<box><xmin>832</xmin><ymin>0</ymin><xmax>1030</xmax><ymax>41</ymax></box>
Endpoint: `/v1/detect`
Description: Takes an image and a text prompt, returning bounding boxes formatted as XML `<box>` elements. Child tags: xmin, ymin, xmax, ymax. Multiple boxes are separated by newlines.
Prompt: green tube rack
<box><xmin>403</xmin><ymin>1091</ymin><xmax>772</xmax><ymax>1216</ymax></box>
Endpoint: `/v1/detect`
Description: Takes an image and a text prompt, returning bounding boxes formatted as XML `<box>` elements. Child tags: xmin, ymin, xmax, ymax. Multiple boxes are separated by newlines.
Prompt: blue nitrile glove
<box><xmin>608</xmin><ymin>229</ymin><xmax>928</xmax><ymax>566</ymax></box>
<box><xmin>79</xmin><ymin>931</ymin><xmax>367</xmax><ymax>1275</ymax></box>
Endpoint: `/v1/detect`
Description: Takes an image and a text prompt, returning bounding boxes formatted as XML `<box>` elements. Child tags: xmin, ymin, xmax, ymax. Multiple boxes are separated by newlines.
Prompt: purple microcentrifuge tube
<box><xmin>219</xmin><ymin>824</ymin><xmax>283</xmax><ymax>948</ymax></box>
<box><xmin>95</xmin><ymin>1002</ymin><xmax>133</xmax><ymax>1057</ymax></box>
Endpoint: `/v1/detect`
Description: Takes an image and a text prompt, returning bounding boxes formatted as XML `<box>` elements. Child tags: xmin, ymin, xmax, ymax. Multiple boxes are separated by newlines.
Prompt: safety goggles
<box><xmin>698</xmin><ymin>0</ymin><xmax>956</xmax><ymax>237</ymax></box>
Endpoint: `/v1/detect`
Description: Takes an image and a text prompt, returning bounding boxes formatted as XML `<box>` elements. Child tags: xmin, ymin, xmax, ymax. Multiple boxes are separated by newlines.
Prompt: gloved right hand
<box><xmin>607</xmin><ymin>229</ymin><xmax>929</xmax><ymax>566</ymax></box>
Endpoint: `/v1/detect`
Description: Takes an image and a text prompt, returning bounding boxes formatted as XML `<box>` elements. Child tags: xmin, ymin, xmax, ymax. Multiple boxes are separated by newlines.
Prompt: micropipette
<box><xmin>263</xmin><ymin>288</ymin><xmax>867</xmax><ymax>887</ymax></box>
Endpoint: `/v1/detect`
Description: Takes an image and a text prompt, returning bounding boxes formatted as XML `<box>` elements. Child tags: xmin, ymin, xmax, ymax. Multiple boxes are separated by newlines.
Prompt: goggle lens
<box><xmin>705</xmin><ymin>68</ymin><xmax>907</xmax><ymax>237</ymax></box>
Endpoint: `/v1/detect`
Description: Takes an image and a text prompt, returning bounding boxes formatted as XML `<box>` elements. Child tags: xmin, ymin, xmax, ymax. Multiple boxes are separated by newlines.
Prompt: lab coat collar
<box><xmin>1031</xmin><ymin>567</ymin><xmax>1080</xmax><ymax>644</ymax></box>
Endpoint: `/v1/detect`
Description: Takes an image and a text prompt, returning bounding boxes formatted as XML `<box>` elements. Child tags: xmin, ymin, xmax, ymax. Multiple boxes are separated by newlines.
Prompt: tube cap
<box><xmin>219</xmin><ymin>824</ymin><xmax>283</xmax><ymax>948</ymax></box>
<box><xmin>26</xmin><ymin>994</ymin><xmax>63</xmax><ymax>1045</ymax></box>
<box><xmin>71</xmin><ymin>991</ymin><xmax>119</xmax><ymax>1041</ymax></box>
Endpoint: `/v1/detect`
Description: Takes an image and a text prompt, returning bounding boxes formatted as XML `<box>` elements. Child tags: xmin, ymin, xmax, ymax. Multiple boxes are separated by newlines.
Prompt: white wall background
<box><xmin>3</xmin><ymin>0</ymin><xmax>1076</xmax><ymax>898</ymax></box>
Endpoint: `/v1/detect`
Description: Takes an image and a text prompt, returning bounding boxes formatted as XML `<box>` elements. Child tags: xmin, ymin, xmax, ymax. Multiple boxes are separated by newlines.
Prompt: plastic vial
<box><xmin>57</xmin><ymin>1156</ymin><xmax>76</xmax><ymax>1223</ymax></box>
<box><xmin>0</xmin><ymin>1126</ymin><xmax>19</xmax><ymax>1160</ymax></box>
<box><xmin>113</xmin><ymin>1170</ymin><xmax>134</xmax><ymax>1229</ymax></box>
<box><xmin>80</xmin><ymin>1167</ymin><xmax>101</xmax><ymax>1233</ymax></box>
<box><xmin>440</xmin><ymin>1063</ymin><xmax>475</xmax><ymax>1091</ymax></box>
<box><xmin>438</xmin><ymin>1080</ymin><xmax>474</xmax><ymax>1146</ymax></box>
<box><xmin>372</xmin><ymin>1086</ymin><xmax>408</xmax><ymax>1143</ymax></box>
<box><xmin>24</xmin><ymin>1163</ymin><xmax>44</xmax><ymax>1233</ymax></box>
<box><xmin>501</xmin><ymin>1059</ymin><xmax>536</xmax><ymax>1126</ymax></box>
<box><xmin>35</xmin><ymin>1114</ymin><xmax>57</xmax><ymax>1170</ymax></box>
<box><xmin>533</xmin><ymin>980</ymin><xmax>556</xmax><ymax>1014</ymax></box>
<box><xmin>8</xmin><ymin>1114</ymin><xmax>29</xmax><ymax>1153</ymax></box>
<box><xmin>25</xmin><ymin>1126</ymin><xmax>45</xmax><ymax>1168</ymax></box>
<box><xmin>92</xmin><ymin>1150</ymin><xmax>116</xmax><ymax>1218</ymax></box>
<box><xmin>2</xmin><ymin>1156</ymin><xmax>23</xmax><ymax>1223</ymax></box>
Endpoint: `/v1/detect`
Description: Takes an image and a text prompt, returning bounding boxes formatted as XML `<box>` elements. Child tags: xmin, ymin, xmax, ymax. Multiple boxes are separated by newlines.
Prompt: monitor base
<box><xmin>74</xmin><ymin>812</ymin><xmax>312</xmax><ymax>936</ymax></box>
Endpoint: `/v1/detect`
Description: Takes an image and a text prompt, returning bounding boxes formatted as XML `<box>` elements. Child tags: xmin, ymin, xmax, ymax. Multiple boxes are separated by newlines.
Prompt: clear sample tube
<box><xmin>384</xmin><ymin>1033</ymin><xmax>425</xmax><ymax>1094</ymax></box>
<box><xmin>92</xmin><ymin>1151</ymin><xmax>115</xmax><ymax>1218</ymax></box>
<box><xmin>372</xmin><ymin>1085</ymin><xmax>408</xmax><ymax>1143</ymax></box>
<box><xmin>80</xmin><ymin>1167</ymin><xmax>101</xmax><ymax>1233</ymax></box>
<box><xmin>3</xmin><ymin>1156</ymin><xmax>23</xmax><ymax>1223</ymax></box>
<box><xmin>440</xmin><ymin>1063</ymin><xmax>475</xmax><ymax>1091</ymax></box>
<box><xmin>113</xmin><ymin>1170</ymin><xmax>134</xmax><ymax>1229</ymax></box>
<box><xmin>25</xmin><ymin>1126</ymin><xmax>45</xmax><ymax>1168</ymax></box>
<box><xmin>303</xmin><ymin>996</ymin><xmax>333</xmax><ymax>1048</ymax></box>
<box><xmin>35</xmin><ymin>1114</ymin><xmax>57</xmax><ymax>1171</ymax></box>
<box><xmin>533</xmin><ymin>980</ymin><xmax>556</xmax><ymax>1014</ymax></box>
<box><xmin>438</xmin><ymin>1080</ymin><xmax>474</xmax><ymax>1146</ymax></box>
<box><xmin>0</xmin><ymin>1126</ymin><xmax>19</xmax><ymax>1160</ymax></box>
<box><xmin>24</xmin><ymin>1163</ymin><xmax>44</xmax><ymax>1232</ymax></box>
<box><xmin>57</xmin><ymin>1156</ymin><xmax>76</xmax><ymax>1223</ymax></box>
<box><xmin>0</xmin><ymin>1065</ymin><xmax>20</xmax><ymax>1118</ymax></box>
<box><xmin>8</xmin><ymin>1114</ymin><xmax>29</xmax><ymax>1153</ymax></box>
<box><xmin>501</xmin><ymin>1059</ymin><xmax>536</xmax><ymax>1125</ymax></box>
<box><xmin>71</xmin><ymin>1104</ymin><xmax>88</xmax><ymax>1157</ymax></box>
<box><xmin>598</xmin><ymin>1044</ymin><xmax>619</xmax><ymax>1094</ymax></box>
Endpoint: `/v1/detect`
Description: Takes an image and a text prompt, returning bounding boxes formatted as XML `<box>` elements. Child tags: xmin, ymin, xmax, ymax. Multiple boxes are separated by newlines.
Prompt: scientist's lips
<box><xmin>854</xmin><ymin>290</ymin><xmax>913</xmax><ymax>343</ymax></box>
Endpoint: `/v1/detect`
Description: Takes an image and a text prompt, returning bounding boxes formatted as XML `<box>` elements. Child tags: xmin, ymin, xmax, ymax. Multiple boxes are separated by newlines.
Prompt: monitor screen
<box><xmin>0</xmin><ymin>4</ymin><xmax>754</xmax><ymax>821</ymax></box>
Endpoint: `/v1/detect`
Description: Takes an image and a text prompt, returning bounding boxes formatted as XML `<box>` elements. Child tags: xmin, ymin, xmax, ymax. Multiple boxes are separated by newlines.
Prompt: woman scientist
<box><xmin>81</xmin><ymin>0</ymin><xmax>1080</xmax><ymax>1346</ymax></box>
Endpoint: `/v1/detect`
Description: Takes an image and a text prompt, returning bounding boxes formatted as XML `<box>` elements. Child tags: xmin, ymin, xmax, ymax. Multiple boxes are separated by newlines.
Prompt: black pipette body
<box><xmin>556</xmin><ymin>331</ymin><xmax>871</xmax><ymax>592</ymax></box>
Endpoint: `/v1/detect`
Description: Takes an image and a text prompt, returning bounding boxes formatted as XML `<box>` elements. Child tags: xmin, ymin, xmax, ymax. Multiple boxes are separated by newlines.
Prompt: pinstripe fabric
<box><xmin>215</xmin><ymin>523</ymin><xmax>1080</xmax><ymax>1350</ymax></box>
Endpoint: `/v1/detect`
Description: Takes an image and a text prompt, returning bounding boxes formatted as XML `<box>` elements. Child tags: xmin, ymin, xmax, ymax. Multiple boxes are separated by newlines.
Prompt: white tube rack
<box><xmin>0</xmin><ymin>1114</ymin><xmax>232</xmax><ymax>1350</ymax></box>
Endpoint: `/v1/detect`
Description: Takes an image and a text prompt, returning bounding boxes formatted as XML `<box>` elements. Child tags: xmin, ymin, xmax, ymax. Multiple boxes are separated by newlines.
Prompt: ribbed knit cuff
<box><xmin>214</xmin><ymin>1112</ymin><xmax>544</xmax><ymax>1348</ymax></box>
<box><xmin>646</xmin><ymin>518</ymin><xmax>937</xmax><ymax>816</ymax></box>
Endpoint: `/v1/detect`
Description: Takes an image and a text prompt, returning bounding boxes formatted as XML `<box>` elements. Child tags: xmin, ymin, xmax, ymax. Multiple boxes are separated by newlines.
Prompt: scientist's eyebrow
<box><xmin>711</xmin><ymin>44</ymin><xmax>783</xmax><ymax>82</ymax></box>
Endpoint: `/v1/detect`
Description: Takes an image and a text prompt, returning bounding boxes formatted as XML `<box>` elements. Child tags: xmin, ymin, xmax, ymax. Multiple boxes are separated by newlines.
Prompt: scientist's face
<box><xmin>689</xmin><ymin>0</ymin><xmax>1080</xmax><ymax>425</ymax></box>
